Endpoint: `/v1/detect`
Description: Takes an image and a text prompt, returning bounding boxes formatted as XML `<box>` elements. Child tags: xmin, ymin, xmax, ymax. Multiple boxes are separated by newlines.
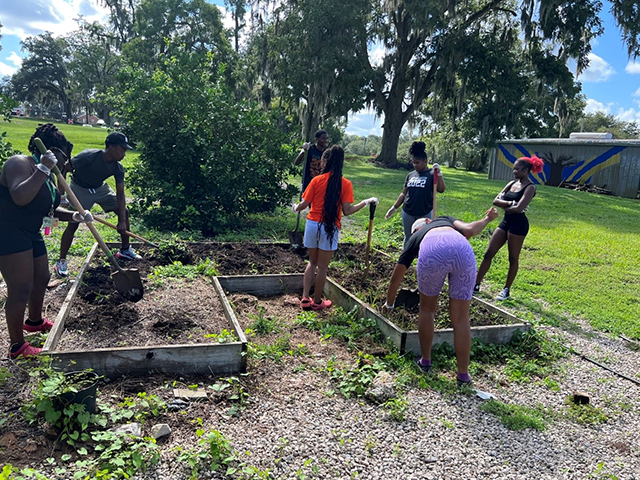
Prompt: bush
<box><xmin>111</xmin><ymin>49</ymin><xmax>297</xmax><ymax>234</ymax></box>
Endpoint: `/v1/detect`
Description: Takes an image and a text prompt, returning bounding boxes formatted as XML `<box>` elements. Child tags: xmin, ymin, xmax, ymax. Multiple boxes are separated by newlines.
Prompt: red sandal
<box><xmin>300</xmin><ymin>297</ymin><xmax>312</xmax><ymax>310</ymax></box>
<box><xmin>9</xmin><ymin>342</ymin><xmax>42</xmax><ymax>359</ymax></box>
<box><xmin>23</xmin><ymin>317</ymin><xmax>54</xmax><ymax>332</ymax></box>
<box><xmin>311</xmin><ymin>299</ymin><xmax>332</xmax><ymax>311</ymax></box>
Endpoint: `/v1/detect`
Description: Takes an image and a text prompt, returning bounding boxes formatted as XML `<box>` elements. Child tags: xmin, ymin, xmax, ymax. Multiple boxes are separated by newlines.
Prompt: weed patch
<box><xmin>480</xmin><ymin>399</ymin><xmax>549</xmax><ymax>431</ymax></box>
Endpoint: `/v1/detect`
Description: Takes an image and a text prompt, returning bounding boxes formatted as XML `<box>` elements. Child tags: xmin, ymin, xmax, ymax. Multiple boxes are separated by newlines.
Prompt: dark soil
<box><xmin>0</xmin><ymin>240</ymin><xmax>512</xmax><ymax>473</ymax></box>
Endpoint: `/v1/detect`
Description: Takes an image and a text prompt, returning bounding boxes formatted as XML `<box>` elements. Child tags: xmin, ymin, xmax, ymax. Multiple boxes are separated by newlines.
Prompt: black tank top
<box><xmin>0</xmin><ymin>174</ymin><xmax>61</xmax><ymax>233</ymax></box>
<box><xmin>502</xmin><ymin>181</ymin><xmax>534</xmax><ymax>215</ymax></box>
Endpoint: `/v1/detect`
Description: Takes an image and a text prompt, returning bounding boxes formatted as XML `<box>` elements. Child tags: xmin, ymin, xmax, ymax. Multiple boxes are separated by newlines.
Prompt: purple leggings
<box><xmin>417</xmin><ymin>228</ymin><xmax>477</xmax><ymax>301</ymax></box>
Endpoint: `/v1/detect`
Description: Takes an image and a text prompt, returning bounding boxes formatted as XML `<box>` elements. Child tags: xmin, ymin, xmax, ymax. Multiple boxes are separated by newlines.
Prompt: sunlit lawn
<box><xmin>2</xmin><ymin>119</ymin><xmax>639</xmax><ymax>339</ymax></box>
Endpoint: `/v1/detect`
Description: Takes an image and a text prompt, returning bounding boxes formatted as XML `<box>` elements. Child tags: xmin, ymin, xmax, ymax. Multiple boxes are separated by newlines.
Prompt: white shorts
<box><xmin>303</xmin><ymin>220</ymin><xmax>339</xmax><ymax>251</ymax></box>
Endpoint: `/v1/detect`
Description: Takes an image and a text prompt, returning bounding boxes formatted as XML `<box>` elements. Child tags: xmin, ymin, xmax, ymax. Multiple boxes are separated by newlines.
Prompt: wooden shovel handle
<box><xmin>93</xmin><ymin>216</ymin><xmax>159</xmax><ymax>248</ymax></box>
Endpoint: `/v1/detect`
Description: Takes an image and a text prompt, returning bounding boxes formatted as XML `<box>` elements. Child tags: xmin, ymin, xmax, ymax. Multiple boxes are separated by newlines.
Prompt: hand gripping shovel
<box><xmin>288</xmin><ymin>148</ymin><xmax>308</xmax><ymax>249</ymax></box>
<box><xmin>35</xmin><ymin>139</ymin><xmax>144</xmax><ymax>302</ymax></box>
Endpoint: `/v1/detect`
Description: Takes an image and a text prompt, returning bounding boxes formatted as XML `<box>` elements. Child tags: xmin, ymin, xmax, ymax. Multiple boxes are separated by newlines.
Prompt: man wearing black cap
<box><xmin>54</xmin><ymin>132</ymin><xmax>140</xmax><ymax>277</ymax></box>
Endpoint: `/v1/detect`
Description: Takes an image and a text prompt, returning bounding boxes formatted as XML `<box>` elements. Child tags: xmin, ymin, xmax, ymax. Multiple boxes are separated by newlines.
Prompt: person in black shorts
<box><xmin>474</xmin><ymin>155</ymin><xmax>544</xmax><ymax>301</ymax></box>
<box><xmin>0</xmin><ymin>124</ymin><xmax>92</xmax><ymax>359</ymax></box>
<box><xmin>54</xmin><ymin>131</ymin><xmax>139</xmax><ymax>278</ymax></box>
<box><xmin>385</xmin><ymin>141</ymin><xmax>445</xmax><ymax>248</ymax></box>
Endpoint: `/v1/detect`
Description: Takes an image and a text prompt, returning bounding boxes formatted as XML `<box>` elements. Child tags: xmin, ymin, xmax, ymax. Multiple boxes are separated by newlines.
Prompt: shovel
<box><xmin>288</xmin><ymin>148</ymin><xmax>308</xmax><ymax>249</ymax></box>
<box><xmin>92</xmin><ymin>216</ymin><xmax>160</xmax><ymax>248</ymax></box>
<box><xmin>35</xmin><ymin>139</ymin><xmax>144</xmax><ymax>302</ymax></box>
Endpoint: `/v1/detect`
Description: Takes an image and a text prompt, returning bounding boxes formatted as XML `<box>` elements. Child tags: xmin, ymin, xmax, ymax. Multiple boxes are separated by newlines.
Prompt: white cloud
<box><xmin>0</xmin><ymin>52</ymin><xmax>23</xmax><ymax>76</ymax></box>
<box><xmin>625</xmin><ymin>61</ymin><xmax>640</xmax><ymax>74</ymax></box>
<box><xmin>633</xmin><ymin>86</ymin><xmax>640</xmax><ymax>97</ymax></box>
<box><xmin>614</xmin><ymin>106</ymin><xmax>640</xmax><ymax>123</ymax></box>
<box><xmin>584</xmin><ymin>98</ymin><xmax>611</xmax><ymax>114</ymax></box>
<box><xmin>0</xmin><ymin>0</ymin><xmax>109</xmax><ymax>40</ymax></box>
<box><xmin>346</xmin><ymin>110</ymin><xmax>384</xmax><ymax>137</ymax></box>
<box><xmin>578</xmin><ymin>53</ymin><xmax>615</xmax><ymax>82</ymax></box>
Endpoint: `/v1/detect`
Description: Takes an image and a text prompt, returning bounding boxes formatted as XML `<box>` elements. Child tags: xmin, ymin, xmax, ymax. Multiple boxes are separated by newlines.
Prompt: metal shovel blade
<box><xmin>112</xmin><ymin>268</ymin><xmax>144</xmax><ymax>302</ymax></box>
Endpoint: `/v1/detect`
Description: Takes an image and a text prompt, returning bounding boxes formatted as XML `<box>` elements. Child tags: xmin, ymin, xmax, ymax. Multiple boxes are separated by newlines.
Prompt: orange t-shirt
<box><xmin>302</xmin><ymin>173</ymin><xmax>354</xmax><ymax>229</ymax></box>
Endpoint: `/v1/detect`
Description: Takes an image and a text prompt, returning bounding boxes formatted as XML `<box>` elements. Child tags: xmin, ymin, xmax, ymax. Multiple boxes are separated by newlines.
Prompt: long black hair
<box><xmin>320</xmin><ymin>145</ymin><xmax>345</xmax><ymax>241</ymax></box>
<box><xmin>28</xmin><ymin>123</ymin><xmax>73</xmax><ymax>162</ymax></box>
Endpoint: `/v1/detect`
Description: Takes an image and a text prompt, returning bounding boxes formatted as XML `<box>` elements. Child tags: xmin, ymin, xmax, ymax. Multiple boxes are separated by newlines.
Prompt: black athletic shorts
<box><xmin>497</xmin><ymin>213</ymin><xmax>529</xmax><ymax>237</ymax></box>
<box><xmin>0</xmin><ymin>226</ymin><xmax>47</xmax><ymax>258</ymax></box>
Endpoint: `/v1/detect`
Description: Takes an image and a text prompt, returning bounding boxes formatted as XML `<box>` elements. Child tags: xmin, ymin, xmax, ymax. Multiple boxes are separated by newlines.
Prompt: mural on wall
<box><xmin>497</xmin><ymin>143</ymin><xmax>625</xmax><ymax>186</ymax></box>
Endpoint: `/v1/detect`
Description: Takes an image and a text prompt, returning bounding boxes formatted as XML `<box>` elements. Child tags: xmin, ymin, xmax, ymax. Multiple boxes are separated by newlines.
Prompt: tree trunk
<box><xmin>377</xmin><ymin>107</ymin><xmax>405</xmax><ymax>167</ymax></box>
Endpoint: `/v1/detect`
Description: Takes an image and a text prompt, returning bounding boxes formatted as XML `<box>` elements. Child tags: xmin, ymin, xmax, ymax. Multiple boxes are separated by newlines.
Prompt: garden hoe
<box><xmin>288</xmin><ymin>148</ymin><xmax>308</xmax><ymax>249</ymax></box>
<box><xmin>35</xmin><ymin>139</ymin><xmax>144</xmax><ymax>302</ymax></box>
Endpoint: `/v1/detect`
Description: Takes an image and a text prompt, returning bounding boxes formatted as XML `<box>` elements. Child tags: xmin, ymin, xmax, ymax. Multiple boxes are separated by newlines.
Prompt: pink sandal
<box><xmin>300</xmin><ymin>297</ymin><xmax>312</xmax><ymax>310</ymax></box>
<box><xmin>9</xmin><ymin>342</ymin><xmax>42</xmax><ymax>359</ymax></box>
<box><xmin>311</xmin><ymin>299</ymin><xmax>332</xmax><ymax>311</ymax></box>
<box><xmin>23</xmin><ymin>317</ymin><xmax>54</xmax><ymax>332</ymax></box>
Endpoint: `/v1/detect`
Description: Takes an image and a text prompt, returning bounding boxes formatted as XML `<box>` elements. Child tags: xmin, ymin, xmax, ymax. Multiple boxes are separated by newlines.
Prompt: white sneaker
<box><xmin>496</xmin><ymin>287</ymin><xmax>510</xmax><ymax>301</ymax></box>
<box><xmin>54</xmin><ymin>259</ymin><xmax>69</xmax><ymax>278</ymax></box>
<box><xmin>116</xmin><ymin>247</ymin><xmax>142</xmax><ymax>260</ymax></box>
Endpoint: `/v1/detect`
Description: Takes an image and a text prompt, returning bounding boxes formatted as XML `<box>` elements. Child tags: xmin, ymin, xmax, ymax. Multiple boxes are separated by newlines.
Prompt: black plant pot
<box><xmin>57</xmin><ymin>371</ymin><xmax>99</xmax><ymax>414</ymax></box>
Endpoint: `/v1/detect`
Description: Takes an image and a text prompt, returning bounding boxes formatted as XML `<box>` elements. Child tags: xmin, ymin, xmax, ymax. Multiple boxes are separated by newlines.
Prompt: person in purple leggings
<box><xmin>414</xmin><ymin>208</ymin><xmax>499</xmax><ymax>387</ymax></box>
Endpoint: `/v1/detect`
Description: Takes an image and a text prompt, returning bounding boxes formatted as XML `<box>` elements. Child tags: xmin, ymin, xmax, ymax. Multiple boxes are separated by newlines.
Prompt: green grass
<box><xmin>480</xmin><ymin>399</ymin><xmax>550</xmax><ymax>430</ymax></box>
<box><xmin>2</xmin><ymin>118</ymin><xmax>639</xmax><ymax>339</ymax></box>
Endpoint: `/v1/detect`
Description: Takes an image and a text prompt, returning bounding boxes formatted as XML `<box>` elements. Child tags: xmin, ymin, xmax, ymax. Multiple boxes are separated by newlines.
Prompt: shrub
<box><xmin>111</xmin><ymin>48</ymin><xmax>298</xmax><ymax>234</ymax></box>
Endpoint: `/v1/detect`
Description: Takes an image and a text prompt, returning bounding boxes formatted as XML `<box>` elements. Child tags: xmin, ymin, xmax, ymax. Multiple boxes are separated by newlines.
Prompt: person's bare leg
<box><xmin>475</xmin><ymin>227</ymin><xmax>507</xmax><ymax>286</ymax></box>
<box><xmin>385</xmin><ymin>264</ymin><xmax>408</xmax><ymax>307</ymax></box>
<box><xmin>120</xmin><ymin>208</ymin><xmax>130</xmax><ymax>250</ymax></box>
<box><xmin>312</xmin><ymin>249</ymin><xmax>334</xmax><ymax>304</ymax></box>
<box><xmin>417</xmin><ymin>293</ymin><xmax>438</xmax><ymax>362</ymax></box>
<box><xmin>505</xmin><ymin>233</ymin><xmax>526</xmax><ymax>289</ymax></box>
<box><xmin>58</xmin><ymin>222</ymin><xmax>80</xmax><ymax>260</ymax></box>
<box><xmin>303</xmin><ymin>248</ymin><xmax>318</xmax><ymax>299</ymax></box>
<box><xmin>27</xmin><ymin>254</ymin><xmax>50</xmax><ymax>321</ymax></box>
<box><xmin>449</xmin><ymin>298</ymin><xmax>472</xmax><ymax>375</ymax></box>
<box><xmin>0</xmin><ymin>250</ymin><xmax>34</xmax><ymax>346</ymax></box>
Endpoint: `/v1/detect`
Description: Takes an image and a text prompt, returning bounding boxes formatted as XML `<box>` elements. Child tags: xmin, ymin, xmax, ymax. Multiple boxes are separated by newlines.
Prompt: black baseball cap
<box><xmin>105</xmin><ymin>132</ymin><xmax>133</xmax><ymax>150</ymax></box>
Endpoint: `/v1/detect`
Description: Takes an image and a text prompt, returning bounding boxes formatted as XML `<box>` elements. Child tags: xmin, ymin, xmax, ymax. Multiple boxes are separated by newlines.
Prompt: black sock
<box><xmin>25</xmin><ymin>318</ymin><xmax>43</xmax><ymax>326</ymax></box>
<box><xmin>10</xmin><ymin>342</ymin><xmax>25</xmax><ymax>353</ymax></box>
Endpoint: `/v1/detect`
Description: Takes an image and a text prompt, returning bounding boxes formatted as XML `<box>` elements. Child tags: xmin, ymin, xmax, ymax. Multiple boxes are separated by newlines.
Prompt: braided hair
<box><xmin>27</xmin><ymin>123</ymin><xmax>73</xmax><ymax>162</ymax></box>
<box><xmin>320</xmin><ymin>145</ymin><xmax>345</xmax><ymax>242</ymax></box>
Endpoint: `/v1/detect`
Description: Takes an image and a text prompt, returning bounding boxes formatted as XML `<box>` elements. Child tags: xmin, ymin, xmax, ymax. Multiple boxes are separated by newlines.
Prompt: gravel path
<box><xmin>124</xmin><ymin>315</ymin><xmax>640</xmax><ymax>480</ymax></box>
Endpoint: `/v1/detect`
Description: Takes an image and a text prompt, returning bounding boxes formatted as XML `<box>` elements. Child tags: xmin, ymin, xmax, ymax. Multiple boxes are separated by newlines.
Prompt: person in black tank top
<box><xmin>474</xmin><ymin>155</ymin><xmax>544</xmax><ymax>301</ymax></box>
<box><xmin>0</xmin><ymin>124</ymin><xmax>91</xmax><ymax>359</ymax></box>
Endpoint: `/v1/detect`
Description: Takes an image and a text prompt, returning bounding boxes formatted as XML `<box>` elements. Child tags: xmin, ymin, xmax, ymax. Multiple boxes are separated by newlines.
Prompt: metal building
<box><xmin>490</xmin><ymin>138</ymin><xmax>640</xmax><ymax>198</ymax></box>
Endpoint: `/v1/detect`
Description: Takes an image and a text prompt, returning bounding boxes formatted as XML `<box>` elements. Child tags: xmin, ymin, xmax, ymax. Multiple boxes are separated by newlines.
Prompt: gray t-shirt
<box><xmin>71</xmin><ymin>149</ymin><xmax>125</xmax><ymax>189</ymax></box>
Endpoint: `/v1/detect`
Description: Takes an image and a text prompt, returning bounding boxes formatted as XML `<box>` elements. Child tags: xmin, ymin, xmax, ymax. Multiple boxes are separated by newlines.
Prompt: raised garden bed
<box><xmin>43</xmin><ymin>240</ymin><xmax>529</xmax><ymax>374</ymax></box>
<box><xmin>43</xmin><ymin>243</ymin><xmax>247</xmax><ymax>377</ymax></box>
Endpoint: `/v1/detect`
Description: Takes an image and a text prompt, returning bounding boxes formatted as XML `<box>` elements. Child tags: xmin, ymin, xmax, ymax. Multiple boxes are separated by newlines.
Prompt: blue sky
<box><xmin>1</xmin><ymin>1</ymin><xmax>639</xmax><ymax>136</ymax></box>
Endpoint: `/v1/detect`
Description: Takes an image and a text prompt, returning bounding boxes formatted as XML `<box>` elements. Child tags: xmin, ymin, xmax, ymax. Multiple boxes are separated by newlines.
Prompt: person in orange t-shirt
<box><xmin>293</xmin><ymin>145</ymin><xmax>378</xmax><ymax>311</ymax></box>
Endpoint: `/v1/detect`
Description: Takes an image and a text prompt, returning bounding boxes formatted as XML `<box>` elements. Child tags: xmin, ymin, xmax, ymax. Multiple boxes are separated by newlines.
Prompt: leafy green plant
<box><xmin>295</xmin><ymin>307</ymin><xmax>381</xmax><ymax>351</ymax></box>
<box><xmin>480</xmin><ymin>399</ymin><xmax>549</xmax><ymax>431</ymax></box>
<box><xmin>90</xmin><ymin>431</ymin><xmax>161</xmax><ymax>479</ymax></box>
<box><xmin>204</xmin><ymin>329</ymin><xmax>238</xmax><ymax>343</ymax></box>
<box><xmin>326</xmin><ymin>353</ymin><xmax>384</xmax><ymax>399</ymax></box>
<box><xmin>22</xmin><ymin>367</ymin><xmax>102</xmax><ymax>447</ymax></box>
<box><xmin>247</xmin><ymin>335</ymin><xmax>308</xmax><ymax>361</ymax></box>
<box><xmin>383</xmin><ymin>397</ymin><xmax>409</xmax><ymax>422</ymax></box>
<box><xmin>113</xmin><ymin>47</ymin><xmax>297</xmax><ymax>234</ymax></box>
<box><xmin>564</xmin><ymin>397</ymin><xmax>608</xmax><ymax>425</ymax></box>
<box><xmin>247</xmin><ymin>307</ymin><xmax>282</xmax><ymax>335</ymax></box>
